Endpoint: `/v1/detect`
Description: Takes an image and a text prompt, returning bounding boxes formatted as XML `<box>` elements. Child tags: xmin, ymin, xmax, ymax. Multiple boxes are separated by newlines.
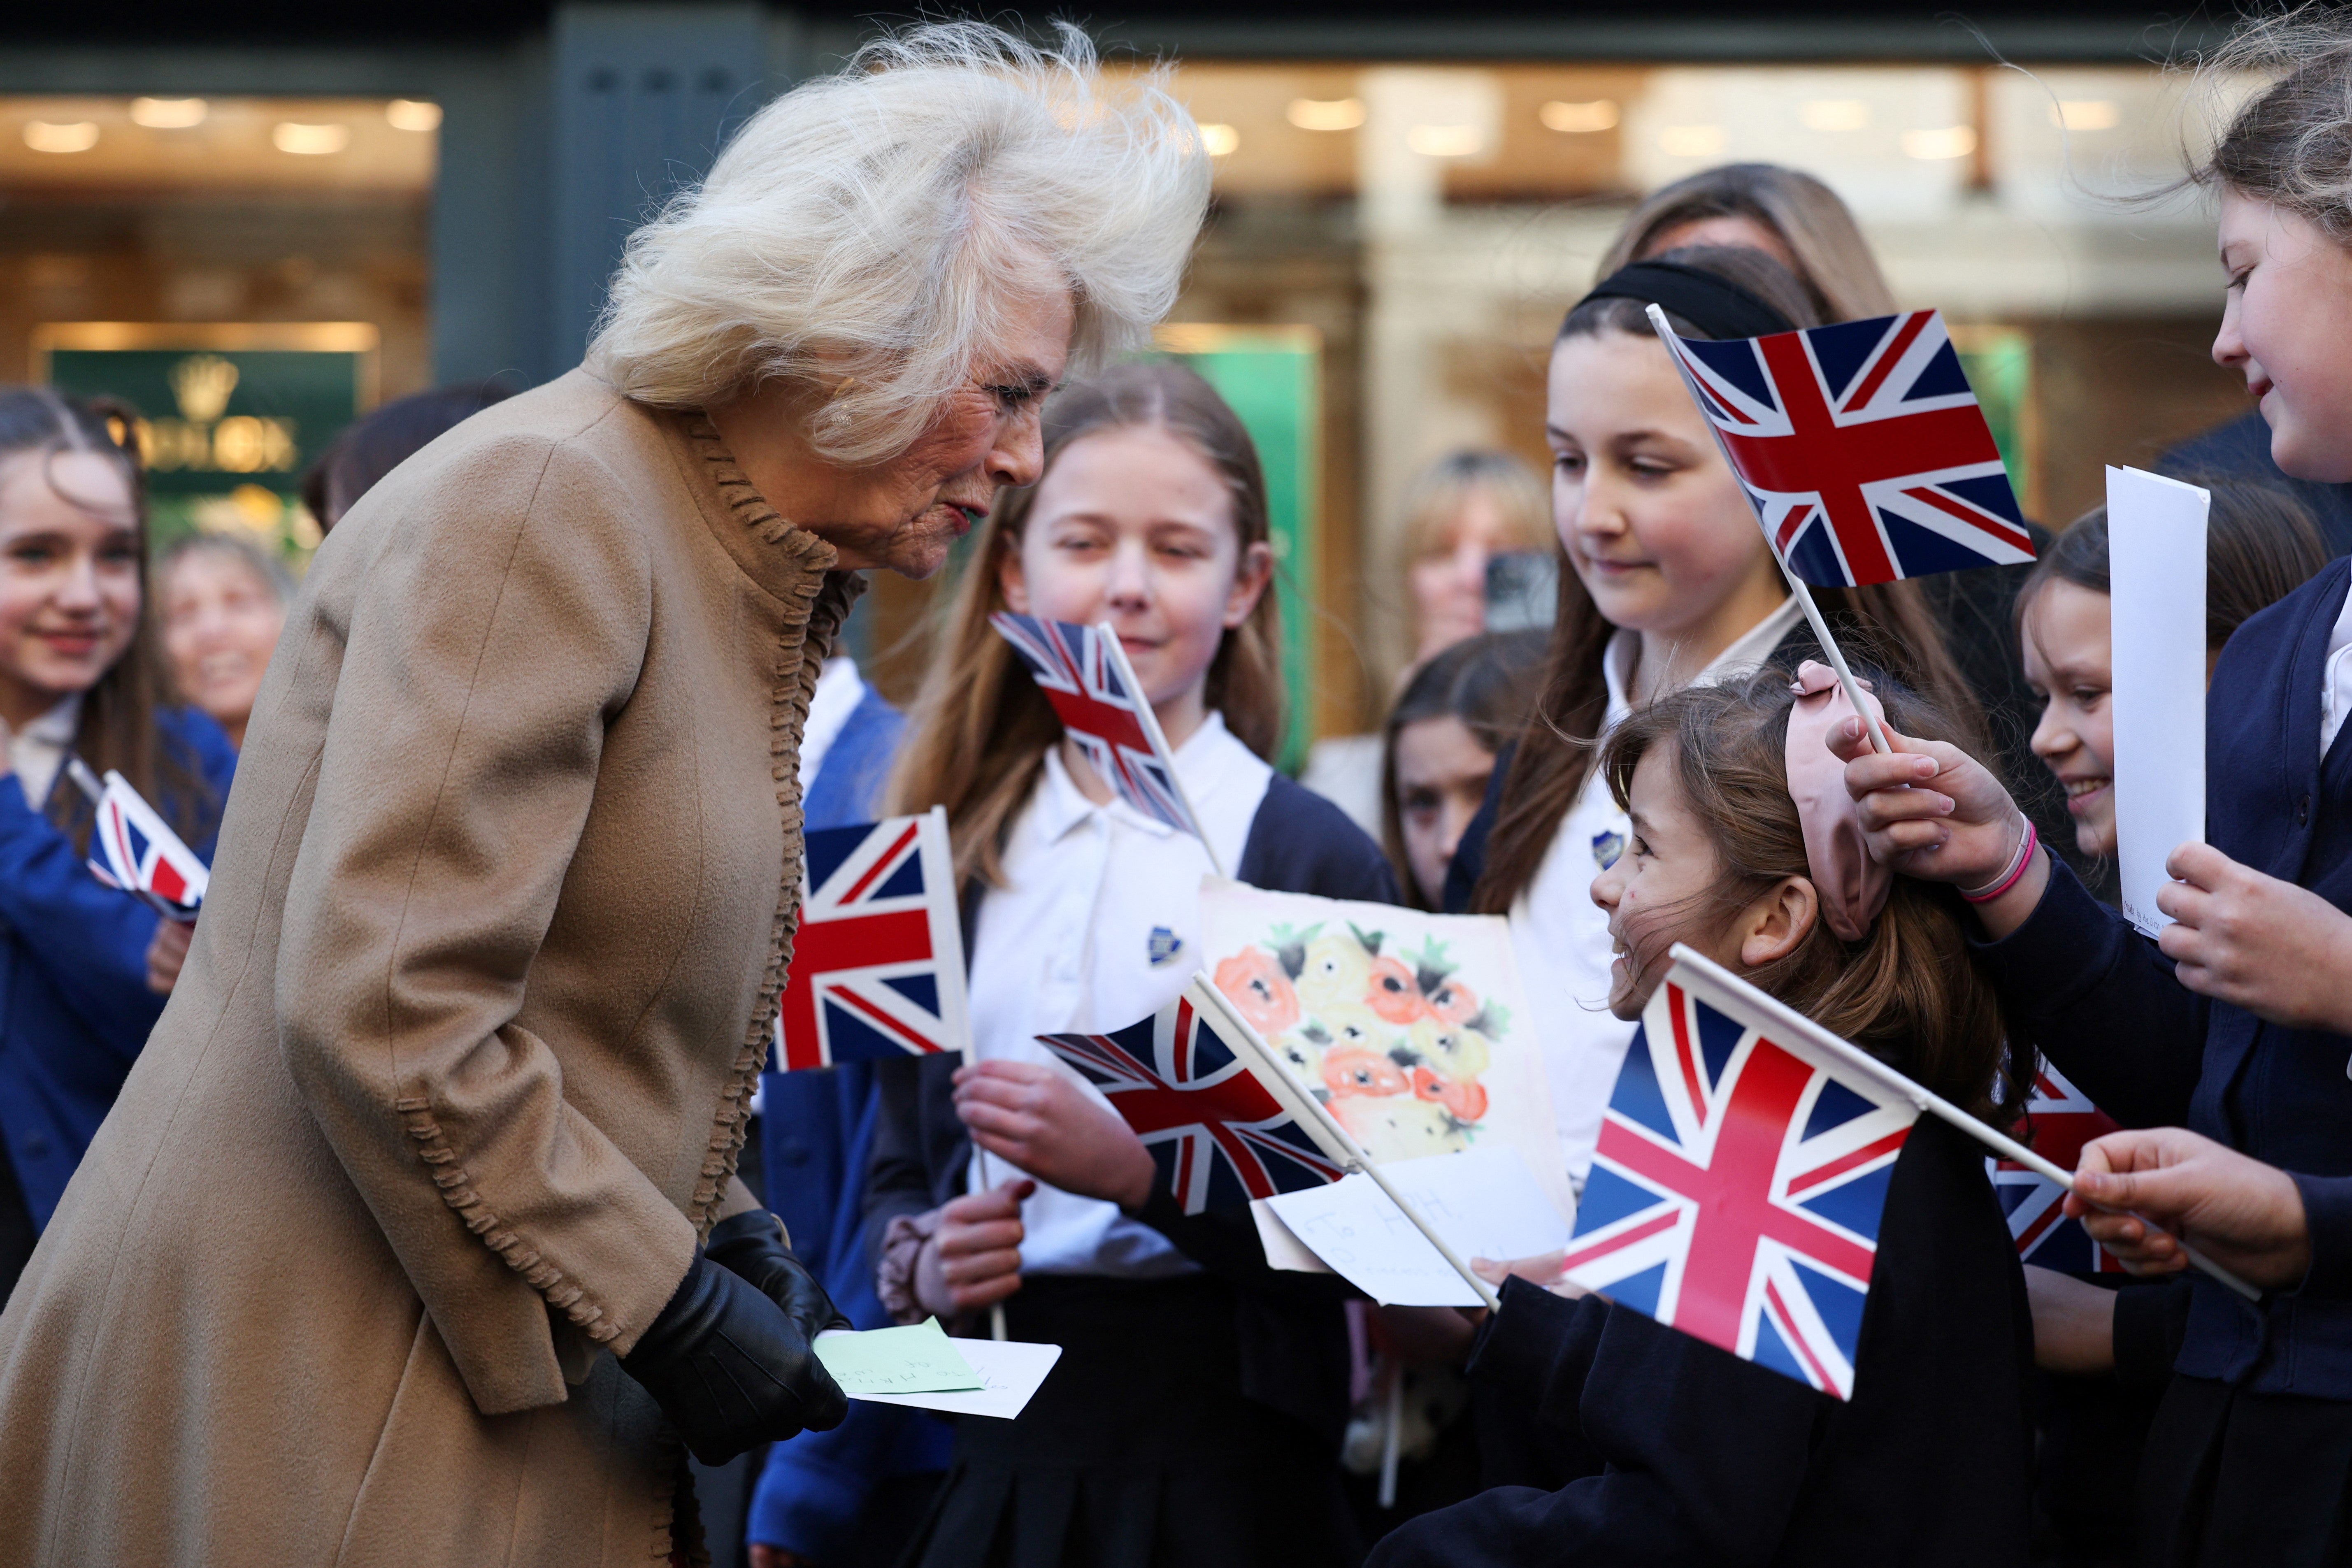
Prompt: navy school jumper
<box><xmin>1977</xmin><ymin>556</ymin><xmax>2352</xmax><ymax>1390</ymax></box>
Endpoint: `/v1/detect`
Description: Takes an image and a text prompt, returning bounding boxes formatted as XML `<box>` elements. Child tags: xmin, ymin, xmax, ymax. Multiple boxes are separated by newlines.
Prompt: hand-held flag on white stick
<box><xmin>1559</xmin><ymin>953</ymin><xmax>1919</xmax><ymax>1401</ymax></box>
<box><xmin>1657</xmin><ymin>309</ymin><xmax>2035</xmax><ymax>588</ymax></box>
<box><xmin>1037</xmin><ymin>977</ymin><xmax>1347</xmax><ymax>1215</ymax></box>
<box><xmin>776</xmin><ymin>807</ymin><xmax>970</xmax><ymax>1071</ymax></box>
<box><xmin>989</xmin><ymin>612</ymin><xmax>1204</xmax><ymax>842</ymax></box>
<box><xmin>1988</xmin><ymin>1066</ymin><xmax>2125</xmax><ymax>1274</ymax></box>
<box><xmin>86</xmin><ymin>769</ymin><xmax>207</xmax><ymax>921</ymax></box>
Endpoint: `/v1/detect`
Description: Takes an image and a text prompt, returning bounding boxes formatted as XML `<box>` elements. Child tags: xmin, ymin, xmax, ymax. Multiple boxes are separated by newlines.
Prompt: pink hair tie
<box><xmin>1783</xmin><ymin>660</ymin><xmax>1893</xmax><ymax>943</ymax></box>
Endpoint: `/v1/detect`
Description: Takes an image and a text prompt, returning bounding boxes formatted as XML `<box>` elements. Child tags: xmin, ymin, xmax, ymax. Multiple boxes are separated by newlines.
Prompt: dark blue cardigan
<box><xmin>1978</xmin><ymin>557</ymin><xmax>2352</xmax><ymax>1395</ymax></box>
<box><xmin>0</xmin><ymin>707</ymin><xmax>236</xmax><ymax>1226</ymax></box>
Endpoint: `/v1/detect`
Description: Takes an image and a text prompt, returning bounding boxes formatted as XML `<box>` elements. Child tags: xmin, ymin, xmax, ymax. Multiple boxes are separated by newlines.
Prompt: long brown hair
<box><xmin>1470</xmin><ymin>247</ymin><xmax>1978</xmax><ymax>913</ymax></box>
<box><xmin>1597</xmin><ymin>163</ymin><xmax>1898</xmax><ymax>323</ymax></box>
<box><xmin>1600</xmin><ymin>667</ymin><xmax>2027</xmax><ymax>1126</ymax></box>
<box><xmin>887</xmin><ymin>360</ymin><xmax>1283</xmax><ymax>888</ymax></box>
<box><xmin>2185</xmin><ymin>7</ymin><xmax>2352</xmax><ymax>244</ymax></box>
<box><xmin>0</xmin><ymin>386</ymin><xmax>212</xmax><ymax>851</ymax></box>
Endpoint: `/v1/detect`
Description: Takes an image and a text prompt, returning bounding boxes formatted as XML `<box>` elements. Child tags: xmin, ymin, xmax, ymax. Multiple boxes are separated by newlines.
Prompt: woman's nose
<box><xmin>988</xmin><ymin>406</ymin><xmax>1046</xmax><ymax>489</ymax></box>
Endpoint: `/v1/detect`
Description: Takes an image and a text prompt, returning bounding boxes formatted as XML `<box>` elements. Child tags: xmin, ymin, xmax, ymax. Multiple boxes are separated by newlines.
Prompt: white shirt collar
<box><xmin>796</xmin><ymin>655</ymin><xmax>865</xmax><ymax>790</ymax></box>
<box><xmin>1601</xmin><ymin>593</ymin><xmax>1806</xmax><ymax>724</ymax></box>
<box><xmin>12</xmin><ymin>693</ymin><xmax>82</xmax><ymax>811</ymax></box>
<box><xmin>1032</xmin><ymin>709</ymin><xmax>1255</xmax><ymax>844</ymax></box>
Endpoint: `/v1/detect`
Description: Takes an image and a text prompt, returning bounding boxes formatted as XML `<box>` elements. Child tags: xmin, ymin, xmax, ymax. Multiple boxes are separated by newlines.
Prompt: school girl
<box><xmin>1839</xmin><ymin>26</ymin><xmax>2352</xmax><ymax>1558</ymax></box>
<box><xmin>864</xmin><ymin>360</ymin><xmax>1397</xmax><ymax>1568</ymax></box>
<box><xmin>1438</xmin><ymin>244</ymin><xmax>1976</xmax><ymax>1205</ymax></box>
<box><xmin>1376</xmin><ymin>665</ymin><xmax>2037</xmax><ymax>1567</ymax></box>
<box><xmin>0</xmin><ymin>388</ymin><xmax>236</xmax><ymax>1298</ymax></box>
<box><xmin>1382</xmin><ymin>629</ymin><xmax>1548</xmax><ymax>910</ymax></box>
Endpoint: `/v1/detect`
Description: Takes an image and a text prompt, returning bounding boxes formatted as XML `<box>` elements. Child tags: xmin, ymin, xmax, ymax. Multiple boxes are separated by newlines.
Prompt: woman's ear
<box><xmin>1736</xmin><ymin>876</ymin><xmax>1819</xmax><ymax>969</ymax></box>
<box><xmin>995</xmin><ymin>531</ymin><xmax>1031</xmax><ymax>616</ymax></box>
<box><xmin>1224</xmin><ymin>538</ymin><xmax>1274</xmax><ymax>630</ymax></box>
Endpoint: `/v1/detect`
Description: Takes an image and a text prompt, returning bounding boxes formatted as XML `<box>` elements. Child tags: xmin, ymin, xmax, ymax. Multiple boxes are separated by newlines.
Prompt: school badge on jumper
<box><xmin>1148</xmin><ymin>926</ymin><xmax>1184</xmax><ymax>967</ymax></box>
<box><xmin>1592</xmin><ymin>828</ymin><xmax>1627</xmax><ymax>871</ymax></box>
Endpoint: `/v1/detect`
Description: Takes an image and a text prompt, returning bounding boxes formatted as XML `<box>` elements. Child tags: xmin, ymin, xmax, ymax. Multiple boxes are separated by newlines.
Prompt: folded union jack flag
<box><xmin>1038</xmin><ymin>977</ymin><xmax>1347</xmax><ymax>1214</ymax></box>
<box><xmin>1659</xmin><ymin>308</ymin><xmax>2035</xmax><ymax>588</ymax></box>
<box><xmin>776</xmin><ymin>807</ymin><xmax>971</xmax><ymax>1071</ymax></box>
<box><xmin>1559</xmin><ymin>955</ymin><xmax>1919</xmax><ymax>1401</ymax></box>
<box><xmin>989</xmin><ymin>613</ymin><xmax>1200</xmax><ymax>839</ymax></box>
<box><xmin>1988</xmin><ymin>1065</ymin><xmax>2124</xmax><ymax>1273</ymax></box>
<box><xmin>87</xmin><ymin>769</ymin><xmax>207</xmax><ymax>921</ymax></box>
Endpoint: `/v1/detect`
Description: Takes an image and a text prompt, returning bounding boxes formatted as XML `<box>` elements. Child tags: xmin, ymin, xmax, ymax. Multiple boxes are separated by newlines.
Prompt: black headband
<box><xmin>1571</xmin><ymin>260</ymin><xmax>1797</xmax><ymax>342</ymax></box>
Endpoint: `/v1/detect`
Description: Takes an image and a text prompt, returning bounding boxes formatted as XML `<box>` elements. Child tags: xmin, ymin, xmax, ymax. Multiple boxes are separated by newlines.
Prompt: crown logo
<box><xmin>170</xmin><ymin>354</ymin><xmax>239</xmax><ymax>423</ymax></box>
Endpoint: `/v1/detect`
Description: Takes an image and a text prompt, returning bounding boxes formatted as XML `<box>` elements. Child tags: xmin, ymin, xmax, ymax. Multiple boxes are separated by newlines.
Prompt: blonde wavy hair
<box><xmin>588</xmin><ymin>22</ymin><xmax>1212</xmax><ymax>465</ymax></box>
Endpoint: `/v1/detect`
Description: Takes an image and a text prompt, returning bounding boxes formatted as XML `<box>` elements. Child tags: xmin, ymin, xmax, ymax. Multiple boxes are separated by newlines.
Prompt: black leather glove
<box><xmin>620</xmin><ymin>1244</ymin><xmax>849</xmax><ymax>1465</ymax></box>
<box><xmin>707</xmin><ymin>1209</ymin><xmax>853</xmax><ymax>1341</ymax></box>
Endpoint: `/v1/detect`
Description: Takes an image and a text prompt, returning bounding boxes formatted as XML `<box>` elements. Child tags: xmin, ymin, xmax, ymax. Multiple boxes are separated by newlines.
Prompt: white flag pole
<box><xmin>1190</xmin><ymin>973</ymin><xmax>1500</xmax><ymax>1310</ymax></box>
<box><xmin>1642</xmin><ymin>303</ymin><xmax>1890</xmax><ymax>756</ymax></box>
<box><xmin>1095</xmin><ymin>623</ymin><xmax>1228</xmax><ymax>881</ymax></box>
<box><xmin>926</xmin><ymin>805</ymin><xmax>1011</xmax><ymax>1342</ymax></box>
<box><xmin>1662</xmin><ymin>945</ymin><xmax>2260</xmax><ymax>1301</ymax></box>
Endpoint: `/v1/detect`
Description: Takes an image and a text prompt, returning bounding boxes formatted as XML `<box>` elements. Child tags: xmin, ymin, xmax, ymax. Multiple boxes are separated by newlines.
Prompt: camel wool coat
<box><xmin>0</xmin><ymin>369</ymin><xmax>861</xmax><ymax>1566</ymax></box>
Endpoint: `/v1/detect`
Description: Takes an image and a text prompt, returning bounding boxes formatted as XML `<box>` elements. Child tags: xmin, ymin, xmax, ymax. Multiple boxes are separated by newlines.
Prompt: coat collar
<box><xmin>665</xmin><ymin>410</ymin><xmax>859</xmax><ymax>627</ymax></box>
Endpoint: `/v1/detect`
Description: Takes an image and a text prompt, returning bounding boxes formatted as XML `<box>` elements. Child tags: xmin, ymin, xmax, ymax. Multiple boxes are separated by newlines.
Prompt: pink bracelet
<box><xmin>1960</xmin><ymin>818</ymin><xmax>2039</xmax><ymax>904</ymax></box>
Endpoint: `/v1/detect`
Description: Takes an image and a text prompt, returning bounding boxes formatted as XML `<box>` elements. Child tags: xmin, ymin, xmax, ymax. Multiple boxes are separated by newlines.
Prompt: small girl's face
<box><xmin>1589</xmin><ymin>743</ymin><xmax>1737</xmax><ymax>1020</ymax></box>
<box><xmin>1392</xmin><ymin>713</ymin><xmax>1498</xmax><ymax>906</ymax></box>
<box><xmin>2215</xmin><ymin>189</ymin><xmax>2352</xmax><ymax>484</ymax></box>
<box><xmin>999</xmin><ymin>424</ymin><xmax>1271</xmax><ymax>725</ymax></box>
<box><xmin>162</xmin><ymin>549</ymin><xmax>286</xmax><ymax>739</ymax></box>
<box><xmin>1547</xmin><ymin>330</ymin><xmax>1781</xmax><ymax>639</ymax></box>
<box><xmin>0</xmin><ymin>451</ymin><xmax>140</xmax><ymax>725</ymax></box>
<box><xmin>2021</xmin><ymin>579</ymin><xmax>2116</xmax><ymax>858</ymax></box>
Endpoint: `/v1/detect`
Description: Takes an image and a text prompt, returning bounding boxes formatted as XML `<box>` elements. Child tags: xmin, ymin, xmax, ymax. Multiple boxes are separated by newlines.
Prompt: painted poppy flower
<box><xmin>1366</xmin><ymin>955</ymin><xmax>1432</xmax><ymax>1024</ymax></box>
<box><xmin>1214</xmin><ymin>947</ymin><xmax>1299</xmax><ymax>1035</ymax></box>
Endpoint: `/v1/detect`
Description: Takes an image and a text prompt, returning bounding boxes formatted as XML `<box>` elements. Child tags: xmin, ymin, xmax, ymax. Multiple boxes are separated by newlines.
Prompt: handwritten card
<box><xmin>813</xmin><ymin>1319</ymin><xmax>982</xmax><ymax>1396</ymax></box>
<box><xmin>2107</xmin><ymin>467</ymin><xmax>2209</xmax><ymax>936</ymax></box>
<box><xmin>1262</xmin><ymin>1145</ymin><xmax>1573</xmax><ymax>1306</ymax></box>
<box><xmin>850</xmin><ymin>1336</ymin><xmax>1064</xmax><ymax>1420</ymax></box>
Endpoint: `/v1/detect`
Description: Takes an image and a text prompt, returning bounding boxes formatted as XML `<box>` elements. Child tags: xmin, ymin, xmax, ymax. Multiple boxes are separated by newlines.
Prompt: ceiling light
<box><xmin>130</xmin><ymin>97</ymin><xmax>207</xmax><ymax>129</ymax></box>
<box><xmin>23</xmin><ymin>121</ymin><xmax>99</xmax><ymax>154</ymax></box>
<box><xmin>1900</xmin><ymin>125</ymin><xmax>1978</xmax><ymax>160</ymax></box>
<box><xmin>1659</xmin><ymin>124</ymin><xmax>1727</xmax><ymax>158</ymax></box>
<box><xmin>272</xmin><ymin>122</ymin><xmax>350</xmax><ymax>156</ymax></box>
<box><xmin>1539</xmin><ymin>99</ymin><xmax>1619</xmax><ymax>134</ymax></box>
<box><xmin>1287</xmin><ymin>97</ymin><xmax>1365</xmax><ymax>132</ymax></box>
<box><xmin>2051</xmin><ymin>99</ymin><xmax>2119</xmax><ymax>130</ymax></box>
<box><xmin>1800</xmin><ymin>99</ymin><xmax>1871</xmax><ymax>132</ymax></box>
<box><xmin>386</xmin><ymin>99</ymin><xmax>442</xmax><ymax>132</ymax></box>
<box><xmin>1199</xmin><ymin>122</ymin><xmax>1239</xmax><ymax>157</ymax></box>
<box><xmin>1407</xmin><ymin>123</ymin><xmax>1482</xmax><ymax>158</ymax></box>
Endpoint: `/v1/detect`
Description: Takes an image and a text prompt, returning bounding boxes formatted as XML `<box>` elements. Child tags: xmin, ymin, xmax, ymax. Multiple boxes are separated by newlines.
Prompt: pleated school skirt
<box><xmin>899</xmin><ymin>1272</ymin><xmax>1358</xmax><ymax>1568</ymax></box>
<box><xmin>2137</xmin><ymin>1372</ymin><xmax>2352</xmax><ymax>1567</ymax></box>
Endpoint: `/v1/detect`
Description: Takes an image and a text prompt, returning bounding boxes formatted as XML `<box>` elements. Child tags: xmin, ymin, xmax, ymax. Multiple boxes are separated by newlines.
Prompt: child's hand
<box><xmin>2157</xmin><ymin>843</ymin><xmax>2352</xmax><ymax>1032</ymax></box>
<box><xmin>953</xmin><ymin>1059</ymin><xmax>1157</xmax><ymax>1210</ymax></box>
<box><xmin>2022</xmin><ymin>1265</ymin><xmax>2117</xmax><ymax>1374</ymax></box>
<box><xmin>916</xmin><ymin>1178</ymin><xmax>1034</xmax><ymax>1317</ymax></box>
<box><xmin>1471</xmin><ymin>1250</ymin><xmax>1590</xmax><ymax>1300</ymax></box>
<box><xmin>146</xmin><ymin>916</ymin><xmax>193</xmax><ymax>995</ymax></box>
<box><xmin>2065</xmin><ymin>1127</ymin><xmax>2311</xmax><ymax>1289</ymax></box>
<box><xmin>1830</xmin><ymin>720</ymin><xmax>2048</xmax><ymax>936</ymax></box>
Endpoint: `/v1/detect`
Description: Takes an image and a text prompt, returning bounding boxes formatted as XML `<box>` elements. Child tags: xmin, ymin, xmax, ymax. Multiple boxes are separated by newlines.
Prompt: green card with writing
<box><xmin>812</xmin><ymin>1319</ymin><xmax>983</xmax><ymax>1396</ymax></box>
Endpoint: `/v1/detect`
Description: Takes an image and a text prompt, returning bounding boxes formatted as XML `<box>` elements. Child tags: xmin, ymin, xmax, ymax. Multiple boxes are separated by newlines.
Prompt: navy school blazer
<box><xmin>862</xmin><ymin>771</ymin><xmax>1399</xmax><ymax>1447</ymax></box>
<box><xmin>1978</xmin><ymin>556</ymin><xmax>2352</xmax><ymax>1394</ymax></box>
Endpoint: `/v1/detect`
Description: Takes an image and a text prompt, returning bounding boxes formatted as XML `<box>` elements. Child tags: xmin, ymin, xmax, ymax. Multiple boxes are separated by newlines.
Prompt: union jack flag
<box><xmin>989</xmin><ymin>613</ymin><xmax>1199</xmax><ymax>838</ymax></box>
<box><xmin>1559</xmin><ymin>958</ymin><xmax>1917</xmax><ymax>1401</ymax></box>
<box><xmin>776</xmin><ymin>807</ymin><xmax>970</xmax><ymax>1072</ymax></box>
<box><xmin>1659</xmin><ymin>309</ymin><xmax>2035</xmax><ymax>588</ymax></box>
<box><xmin>1038</xmin><ymin>977</ymin><xmax>1347</xmax><ymax>1214</ymax></box>
<box><xmin>86</xmin><ymin>769</ymin><xmax>207</xmax><ymax>921</ymax></box>
<box><xmin>1988</xmin><ymin>1065</ymin><xmax>2124</xmax><ymax>1273</ymax></box>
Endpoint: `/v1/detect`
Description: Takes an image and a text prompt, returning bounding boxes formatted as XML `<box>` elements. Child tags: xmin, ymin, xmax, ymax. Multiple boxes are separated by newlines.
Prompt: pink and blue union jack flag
<box><xmin>990</xmin><ymin>613</ymin><xmax>1199</xmax><ymax>837</ymax></box>
<box><xmin>87</xmin><ymin>770</ymin><xmax>207</xmax><ymax>921</ymax></box>
<box><xmin>776</xmin><ymin>809</ymin><xmax>970</xmax><ymax>1072</ymax></box>
<box><xmin>1039</xmin><ymin>983</ymin><xmax>1346</xmax><ymax>1215</ymax></box>
<box><xmin>1559</xmin><ymin>970</ymin><xmax>1917</xmax><ymax>1400</ymax></box>
<box><xmin>1989</xmin><ymin>1065</ymin><xmax>2124</xmax><ymax>1273</ymax></box>
<box><xmin>1661</xmin><ymin>309</ymin><xmax>2036</xmax><ymax>588</ymax></box>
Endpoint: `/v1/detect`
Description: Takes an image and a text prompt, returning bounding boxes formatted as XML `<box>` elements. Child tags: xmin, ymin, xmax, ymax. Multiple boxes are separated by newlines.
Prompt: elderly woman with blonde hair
<box><xmin>0</xmin><ymin>23</ymin><xmax>1209</xmax><ymax>1566</ymax></box>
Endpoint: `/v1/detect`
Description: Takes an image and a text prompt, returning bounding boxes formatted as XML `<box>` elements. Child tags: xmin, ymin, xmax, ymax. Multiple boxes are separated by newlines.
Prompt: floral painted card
<box><xmin>1200</xmin><ymin>878</ymin><xmax>1571</xmax><ymax>1224</ymax></box>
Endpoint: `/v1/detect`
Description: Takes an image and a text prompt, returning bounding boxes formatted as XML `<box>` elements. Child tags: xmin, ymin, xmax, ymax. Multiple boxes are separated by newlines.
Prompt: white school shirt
<box><xmin>965</xmin><ymin>711</ymin><xmax>1274</xmax><ymax>1276</ymax></box>
<box><xmin>2320</xmin><ymin>588</ymin><xmax>2352</xmax><ymax>761</ymax></box>
<box><xmin>12</xmin><ymin>695</ymin><xmax>81</xmax><ymax>811</ymax></box>
<box><xmin>1508</xmin><ymin>597</ymin><xmax>1804</xmax><ymax>1197</ymax></box>
<box><xmin>797</xmin><ymin>655</ymin><xmax>865</xmax><ymax>790</ymax></box>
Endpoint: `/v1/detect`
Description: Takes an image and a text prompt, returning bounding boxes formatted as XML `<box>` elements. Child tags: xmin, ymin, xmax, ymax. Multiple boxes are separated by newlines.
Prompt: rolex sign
<box><xmin>33</xmin><ymin>323</ymin><xmax>379</xmax><ymax>501</ymax></box>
